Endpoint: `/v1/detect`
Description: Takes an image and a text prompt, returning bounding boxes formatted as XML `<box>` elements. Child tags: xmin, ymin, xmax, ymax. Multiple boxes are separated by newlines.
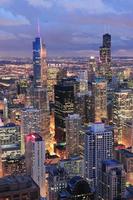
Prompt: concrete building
<box><xmin>84</xmin><ymin>123</ymin><xmax>113</xmax><ymax>188</ymax></box>
<box><xmin>25</xmin><ymin>133</ymin><xmax>45</xmax><ymax>197</ymax></box>
<box><xmin>66</xmin><ymin>114</ymin><xmax>81</xmax><ymax>157</ymax></box>
<box><xmin>98</xmin><ymin>159</ymin><xmax>126</xmax><ymax>200</ymax></box>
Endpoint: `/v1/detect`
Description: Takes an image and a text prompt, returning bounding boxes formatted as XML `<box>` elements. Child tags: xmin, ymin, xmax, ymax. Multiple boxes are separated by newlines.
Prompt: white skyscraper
<box><xmin>25</xmin><ymin>133</ymin><xmax>45</xmax><ymax>197</ymax></box>
<box><xmin>84</xmin><ymin>123</ymin><xmax>113</xmax><ymax>188</ymax></box>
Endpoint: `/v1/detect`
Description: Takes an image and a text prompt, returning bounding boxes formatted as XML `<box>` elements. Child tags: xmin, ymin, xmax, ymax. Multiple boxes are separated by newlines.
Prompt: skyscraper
<box><xmin>99</xmin><ymin>33</ymin><xmax>112</xmax><ymax>78</ymax></box>
<box><xmin>21</xmin><ymin>107</ymin><xmax>41</xmax><ymax>153</ymax></box>
<box><xmin>84</xmin><ymin>123</ymin><xmax>113</xmax><ymax>188</ymax></box>
<box><xmin>54</xmin><ymin>78</ymin><xmax>76</xmax><ymax>144</ymax></box>
<box><xmin>66</xmin><ymin>114</ymin><xmax>81</xmax><ymax>157</ymax></box>
<box><xmin>113</xmin><ymin>89</ymin><xmax>133</xmax><ymax>143</ymax></box>
<box><xmin>25</xmin><ymin>133</ymin><xmax>45</xmax><ymax>197</ymax></box>
<box><xmin>33</xmin><ymin>36</ymin><xmax>47</xmax><ymax>87</ymax></box>
<box><xmin>91</xmin><ymin>78</ymin><xmax>107</xmax><ymax>122</ymax></box>
<box><xmin>98</xmin><ymin>159</ymin><xmax>126</xmax><ymax>200</ymax></box>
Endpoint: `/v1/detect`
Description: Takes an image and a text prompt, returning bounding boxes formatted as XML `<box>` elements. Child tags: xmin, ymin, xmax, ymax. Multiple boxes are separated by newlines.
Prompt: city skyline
<box><xmin>0</xmin><ymin>0</ymin><xmax>133</xmax><ymax>57</ymax></box>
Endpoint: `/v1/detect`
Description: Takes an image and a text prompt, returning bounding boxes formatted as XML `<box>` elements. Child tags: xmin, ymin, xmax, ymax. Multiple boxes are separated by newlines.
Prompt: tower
<box><xmin>98</xmin><ymin>159</ymin><xmax>126</xmax><ymax>200</ymax></box>
<box><xmin>92</xmin><ymin>78</ymin><xmax>107</xmax><ymax>122</ymax></box>
<box><xmin>33</xmin><ymin>35</ymin><xmax>47</xmax><ymax>87</ymax></box>
<box><xmin>84</xmin><ymin>123</ymin><xmax>113</xmax><ymax>188</ymax></box>
<box><xmin>25</xmin><ymin>133</ymin><xmax>45</xmax><ymax>197</ymax></box>
<box><xmin>99</xmin><ymin>33</ymin><xmax>112</xmax><ymax>78</ymax></box>
<box><xmin>54</xmin><ymin>78</ymin><xmax>76</xmax><ymax>145</ymax></box>
<box><xmin>66</xmin><ymin>114</ymin><xmax>81</xmax><ymax>157</ymax></box>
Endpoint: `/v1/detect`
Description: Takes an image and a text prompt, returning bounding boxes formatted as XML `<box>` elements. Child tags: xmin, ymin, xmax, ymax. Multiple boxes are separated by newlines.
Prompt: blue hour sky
<box><xmin>0</xmin><ymin>0</ymin><xmax>133</xmax><ymax>57</ymax></box>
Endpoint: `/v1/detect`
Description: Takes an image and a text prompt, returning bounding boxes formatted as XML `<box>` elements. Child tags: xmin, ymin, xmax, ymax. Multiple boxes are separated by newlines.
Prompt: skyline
<box><xmin>0</xmin><ymin>0</ymin><xmax>133</xmax><ymax>57</ymax></box>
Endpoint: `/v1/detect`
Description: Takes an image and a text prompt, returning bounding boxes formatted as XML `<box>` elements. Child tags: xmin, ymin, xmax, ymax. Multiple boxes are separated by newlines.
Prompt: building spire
<box><xmin>37</xmin><ymin>18</ymin><xmax>40</xmax><ymax>37</ymax></box>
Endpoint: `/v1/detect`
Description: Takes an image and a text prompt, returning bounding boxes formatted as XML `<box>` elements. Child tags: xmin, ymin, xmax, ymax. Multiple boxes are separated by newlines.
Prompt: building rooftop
<box><xmin>102</xmin><ymin>159</ymin><xmax>120</xmax><ymax>166</ymax></box>
<box><xmin>119</xmin><ymin>149</ymin><xmax>133</xmax><ymax>158</ymax></box>
<box><xmin>0</xmin><ymin>175</ymin><xmax>39</xmax><ymax>193</ymax></box>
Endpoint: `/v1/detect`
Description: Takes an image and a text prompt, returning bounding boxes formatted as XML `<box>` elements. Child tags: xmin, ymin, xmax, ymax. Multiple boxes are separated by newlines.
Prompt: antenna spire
<box><xmin>37</xmin><ymin>18</ymin><xmax>40</xmax><ymax>37</ymax></box>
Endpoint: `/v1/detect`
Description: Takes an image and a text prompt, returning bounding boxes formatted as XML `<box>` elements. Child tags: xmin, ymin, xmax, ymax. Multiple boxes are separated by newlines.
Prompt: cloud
<box><xmin>26</xmin><ymin>0</ymin><xmax>53</xmax><ymax>8</ymax></box>
<box><xmin>0</xmin><ymin>8</ymin><xmax>30</xmax><ymax>26</ymax></box>
<box><xmin>0</xmin><ymin>31</ymin><xmax>16</xmax><ymax>40</ymax></box>
<box><xmin>59</xmin><ymin>0</ymin><xmax>115</xmax><ymax>14</ymax></box>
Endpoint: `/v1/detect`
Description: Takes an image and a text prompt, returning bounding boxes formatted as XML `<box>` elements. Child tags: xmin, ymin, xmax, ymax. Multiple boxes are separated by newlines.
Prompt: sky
<box><xmin>0</xmin><ymin>0</ymin><xmax>133</xmax><ymax>57</ymax></box>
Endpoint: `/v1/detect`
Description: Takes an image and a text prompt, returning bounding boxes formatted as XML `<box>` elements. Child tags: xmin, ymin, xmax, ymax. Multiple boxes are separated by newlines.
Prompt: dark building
<box><xmin>54</xmin><ymin>78</ymin><xmax>76</xmax><ymax>144</ymax></box>
<box><xmin>99</xmin><ymin>33</ymin><xmax>112</xmax><ymax>78</ymax></box>
<box><xmin>98</xmin><ymin>159</ymin><xmax>126</xmax><ymax>200</ymax></box>
<box><xmin>0</xmin><ymin>175</ymin><xmax>40</xmax><ymax>200</ymax></box>
<box><xmin>58</xmin><ymin>176</ymin><xmax>94</xmax><ymax>200</ymax></box>
<box><xmin>103</xmin><ymin>33</ymin><xmax>111</xmax><ymax>48</ymax></box>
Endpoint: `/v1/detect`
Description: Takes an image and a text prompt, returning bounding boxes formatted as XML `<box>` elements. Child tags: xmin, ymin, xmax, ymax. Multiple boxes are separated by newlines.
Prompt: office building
<box><xmin>66</xmin><ymin>114</ymin><xmax>81</xmax><ymax>157</ymax></box>
<box><xmin>113</xmin><ymin>89</ymin><xmax>133</xmax><ymax>143</ymax></box>
<box><xmin>99</xmin><ymin>33</ymin><xmax>112</xmax><ymax>78</ymax></box>
<box><xmin>92</xmin><ymin>78</ymin><xmax>107</xmax><ymax>122</ymax></box>
<box><xmin>84</xmin><ymin>123</ymin><xmax>113</xmax><ymax>188</ymax></box>
<box><xmin>32</xmin><ymin>86</ymin><xmax>50</xmax><ymax>150</ymax></box>
<box><xmin>116</xmin><ymin>149</ymin><xmax>133</xmax><ymax>185</ymax></box>
<box><xmin>58</xmin><ymin>176</ymin><xmax>94</xmax><ymax>200</ymax></box>
<box><xmin>25</xmin><ymin>133</ymin><xmax>45</xmax><ymax>197</ymax></box>
<box><xmin>98</xmin><ymin>159</ymin><xmax>126</xmax><ymax>200</ymax></box>
<box><xmin>122</xmin><ymin>120</ymin><xmax>133</xmax><ymax>148</ymax></box>
<box><xmin>59</xmin><ymin>156</ymin><xmax>84</xmax><ymax>178</ymax></box>
<box><xmin>33</xmin><ymin>36</ymin><xmax>47</xmax><ymax>87</ymax></box>
<box><xmin>54</xmin><ymin>78</ymin><xmax>76</xmax><ymax>144</ymax></box>
<box><xmin>0</xmin><ymin>122</ymin><xmax>21</xmax><ymax>161</ymax></box>
<box><xmin>47</xmin><ymin>166</ymin><xmax>68</xmax><ymax>200</ymax></box>
<box><xmin>0</xmin><ymin>175</ymin><xmax>40</xmax><ymax>200</ymax></box>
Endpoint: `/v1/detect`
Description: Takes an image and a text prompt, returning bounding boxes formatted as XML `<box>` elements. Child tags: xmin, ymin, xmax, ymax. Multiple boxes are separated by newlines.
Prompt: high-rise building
<box><xmin>54</xmin><ymin>78</ymin><xmax>76</xmax><ymax>144</ymax></box>
<box><xmin>66</xmin><ymin>114</ymin><xmax>81</xmax><ymax>157</ymax></box>
<box><xmin>116</xmin><ymin>149</ymin><xmax>133</xmax><ymax>185</ymax></box>
<box><xmin>21</xmin><ymin>107</ymin><xmax>41</xmax><ymax>153</ymax></box>
<box><xmin>91</xmin><ymin>78</ymin><xmax>107</xmax><ymax>122</ymax></box>
<box><xmin>122</xmin><ymin>120</ymin><xmax>133</xmax><ymax>148</ymax></box>
<box><xmin>84</xmin><ymin>123</ymin><xmax>113</xmax><ymax>188</ymax></box>
<box><xmin>113</xmin><ymin>89</ymin><xmax>133</xmax><ymax>143</ymax></box>
<box><xmin>33</xmin><ymin>36</ymin><xmax>47</xmax><ymax>87</ymax></box>
<box><xmin>99</xmin><ymin>33</ymin><xmax>112</xmax><ymax>78</ymax></box>
<box><xmin>32</xmin><ymin>87</ymin><xmax>50</xmax><ymax>150</ymax></box>
<box><xmin>98</xmin><ymin>159</ymin><xmax>126</xmax><ymax>200</ymax></box>
<box><xmin>25</xmin><ymin>133</ymin><xmax>45</xmax><ymax>197</ymax></box>
<box><xmin>0</xmin><ymin>175</ymin><xmax>40</xmax><ymax>200</ymax></box>
<box><xmin>0</xmin><ymin>122</ymin><xmax>21</xmax><ymax>161</ymax></box>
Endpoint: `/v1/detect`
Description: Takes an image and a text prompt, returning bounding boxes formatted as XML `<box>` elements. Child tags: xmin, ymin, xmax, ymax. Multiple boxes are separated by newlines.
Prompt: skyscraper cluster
<box><xmin>0</xmin><ymin>28</ymin><xmax>133</xmax><ymax>200</ymax></box>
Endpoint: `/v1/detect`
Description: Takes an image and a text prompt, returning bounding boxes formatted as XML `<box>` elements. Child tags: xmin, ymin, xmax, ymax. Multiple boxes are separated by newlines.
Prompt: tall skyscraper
<box><xmin>32</xmin><ymin>87</ymin><xmax>50</xmax><ymax>150</ymax></box>
<box><xmin>33</xmin><ymin>36</ymin><xmax>47</xmax><ymax>87</ymax></box>
<box><xmin>84</xmin><ymin>123</ymin><xmax>113</xmax><ymax>188</ymax></box>
<box><xmin>32</xmin><ymin>30</ymin><xmax>50</xmax><ymax>151</ymax></box>
<box><xmin>91</xmin><ymin>78</ymin><xmax>107</xmax><ymax>122</ymax></box>
<box><xmin>21</xmin><ymin>107</ymin><xmax>41</xmax><ymax>153</ymax></box>
<box><xmin>98</xmin><ymin>159</ymin><xmax>126</xmax><ymax>200</ymax></box>
<box><xmin>25</xmin><ymin>133</ymin><xmax>45</xmax><ymax>197</ymax></box>
<box><xmin>99</xmin><ymin>33</ymin><xmax>112</xmax><ymax>78</ymax></box>
<box><xmin>54</xmin><ymin>78</ymin><xmax>76</xmax><ymax>144</ymax></box>
<box><xmin>66</xmin><ymin>114</ymin><xmax>81</xmax><ymax>157</ymax></box>
<box><xmin>113</xmin><ymin>89</ymin><xmax>133</xmax><ymax>143</ymax></box>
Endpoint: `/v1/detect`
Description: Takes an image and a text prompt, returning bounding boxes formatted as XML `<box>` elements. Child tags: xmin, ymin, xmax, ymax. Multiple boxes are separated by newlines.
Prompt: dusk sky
<box><xmin>0</xmin><ymin>0</ymin><xmax>133</xmax><ymax>57</ymax></box>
